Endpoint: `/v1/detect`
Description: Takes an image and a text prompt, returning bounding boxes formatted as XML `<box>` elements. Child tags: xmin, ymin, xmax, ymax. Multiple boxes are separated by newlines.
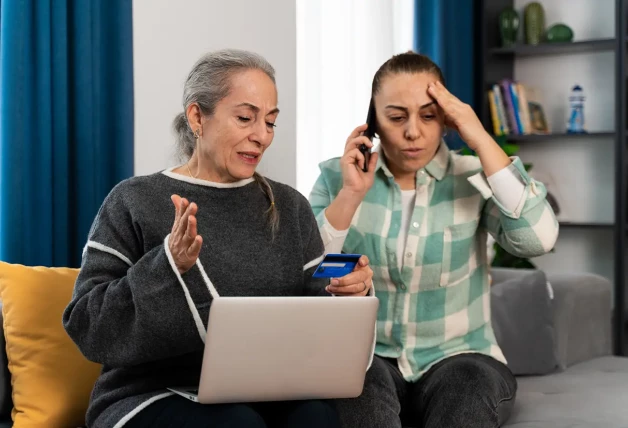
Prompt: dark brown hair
<box><xmin>371</xmin><ymin>50</ymin><xmax>445</xmax><ymax>96</ymax></box>
<box><xmin>365</xmin><ymin>51</ymin><xmax>445</xmax><ymax>140</ymax></box>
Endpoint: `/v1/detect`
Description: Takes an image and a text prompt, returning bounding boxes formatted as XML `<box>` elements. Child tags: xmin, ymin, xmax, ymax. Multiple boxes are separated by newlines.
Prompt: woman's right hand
<box><xmin>169</xmin><ymin>195</ymin><xmax>203</xmax><ymax>274</ymax></box>
<box><xmin>340</xmin><ymin>124</ymin><xmax>379</xmax><ymax>198</ymax></box>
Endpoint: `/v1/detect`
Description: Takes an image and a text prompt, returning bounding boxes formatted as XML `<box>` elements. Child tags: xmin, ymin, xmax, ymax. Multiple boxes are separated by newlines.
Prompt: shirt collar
<box><xmin>375</xmin><ymin>140</ymin><xmax>450</xmax><ymax>181</ymax></box>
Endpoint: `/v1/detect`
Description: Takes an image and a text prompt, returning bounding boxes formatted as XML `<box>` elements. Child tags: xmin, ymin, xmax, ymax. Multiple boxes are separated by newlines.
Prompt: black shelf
<box><xmin>499</xmin><ymin>132</ymin><xmax>615</xmax><ymax>142</ymax></box>
<box><xmin>559</xmin><ymin>222</ymin><xmax>614</xmax><ymax>229</ymax></box>
<box><xmin>476</xmin><ymin>0</ymin><xmax>626</xmax><ymax>356</ymax></box>
<box><xmin>489</xmin><ymin>38</ymin><xmax>616</xmax><ymax>56</ymax></box>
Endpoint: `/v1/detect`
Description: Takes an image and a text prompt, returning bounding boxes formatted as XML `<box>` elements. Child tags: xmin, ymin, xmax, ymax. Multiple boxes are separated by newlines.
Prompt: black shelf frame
<box><xmin>498</xmin><ymin>132</ymin><xmax>615</xmax><ymax>142</ymax></box>
<box><xmin>559</xmin><ymin>222</ymin><xmax>615</xmax><ymax>229</ymax></box>
<box><xmin>475</xmin><ymin>0</ymin><xmax>627</xmax><ymax>356</ymax></box>
<box><xmin>489</xmin><ymin>38</ymin><xmax>616</xmax><ymax>56</ymax></box>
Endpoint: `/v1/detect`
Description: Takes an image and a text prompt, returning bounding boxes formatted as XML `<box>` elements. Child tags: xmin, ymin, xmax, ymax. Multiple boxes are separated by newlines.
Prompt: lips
<box><xmin>237</xmin><ymin>151</ymin><xmax>261</xmax><ymax>165</ymax></box>
<box><xmin>401</xmin><ymin>148</ymin><xmax>424</xmax><ymax>158</ymax></box>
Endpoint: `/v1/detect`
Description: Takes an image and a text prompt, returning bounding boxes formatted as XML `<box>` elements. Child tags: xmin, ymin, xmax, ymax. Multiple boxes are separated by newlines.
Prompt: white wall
<box><xmin>133</xmin><ymin>0</ymin><xmax>297</xmax><ymax>186</ymax></box>
<box><xmin>512</xmin><ymin>0</ymin><xmax>616</xmax><ymax>282</ymax></box>
<box><xmin>295</xmin><ymin>0</ymin><xmax>415</xmax><ymax>196</ymax></box>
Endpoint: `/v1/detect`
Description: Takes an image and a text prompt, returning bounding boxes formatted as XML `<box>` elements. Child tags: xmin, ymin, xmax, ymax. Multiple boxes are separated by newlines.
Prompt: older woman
<box><xmin>309</xmin><ymin>51</ymin><xmax>559</xmax><ymax>428</ymax></box>
<box><xmin>63</xmin><ymin>49</ymin><xmax>373</xmax><ymax>428</ymax></box>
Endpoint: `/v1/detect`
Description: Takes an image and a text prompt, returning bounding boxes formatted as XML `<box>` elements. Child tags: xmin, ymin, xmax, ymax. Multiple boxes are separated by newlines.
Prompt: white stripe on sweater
<box><xmin>112</xmin><ymin>392</ymin><xmax>174</xmax><ymax>428</ymax></box>
<box><xmin>164</xmin><ymin>234</ymin><xmax>207</xmax><ymax>342</ymax></box>
<box><xmin>84</xmin><ymin>241</ymin><xmax>133</xmax><ymax>267</ymax></box>
<box><xmin>196</xmin><ymin>258</ymin><xmax>219</xmax><ymax>299</ymax></box>
<box><xmin>303</xmin><ymin>254</ymin><xmax>325</xmax><ymax>272</ymax></box>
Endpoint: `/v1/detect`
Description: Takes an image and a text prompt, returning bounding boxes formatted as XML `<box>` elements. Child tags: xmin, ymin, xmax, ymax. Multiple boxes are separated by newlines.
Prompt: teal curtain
<box><xmin>414</xmin><ymin>0</ymin><xmax>475</xmax><ymax>150</ymax></box>
<box><xmin>0</xmin><ymin>0</ymin><xmax>134</xmax><ymax>267</ymax></box>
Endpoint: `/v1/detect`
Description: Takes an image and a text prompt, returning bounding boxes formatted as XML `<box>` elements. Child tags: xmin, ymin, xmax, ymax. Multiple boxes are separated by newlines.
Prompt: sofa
<box><xmin>0</xmin><ymin>266</ymin><xmax>625</xmax><ymax>427</ymax></box>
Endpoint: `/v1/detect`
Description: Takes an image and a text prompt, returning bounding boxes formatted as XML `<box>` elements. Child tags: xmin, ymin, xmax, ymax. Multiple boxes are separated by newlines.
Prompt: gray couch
<box><xmin>0</xmin><ymin>268</ymin><xmax>625</xmax><ymax>427</ymax></box>
<box><xmin>492</xmin><ymin>268</ymin><xmax>628</xmax><ymax>428</ymax></box>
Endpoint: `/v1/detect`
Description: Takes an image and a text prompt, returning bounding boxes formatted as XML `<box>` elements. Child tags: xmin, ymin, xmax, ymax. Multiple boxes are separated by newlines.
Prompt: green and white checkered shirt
<box><xmin>309</xmin><ymin>142</ymin><xmax>558</xmax><ymax>381</ymax></box>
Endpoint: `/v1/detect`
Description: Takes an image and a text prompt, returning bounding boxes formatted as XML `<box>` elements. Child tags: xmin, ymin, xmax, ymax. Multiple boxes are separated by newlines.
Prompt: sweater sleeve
<box><xmin>63</xmin><ymin>183</ymin><xmax>210</xmax><ymax>367</ymax></box>
<box><xmin>297</xmin><ymin>193</ymin><xmax>331</xmax><ymax>297</ymax></box>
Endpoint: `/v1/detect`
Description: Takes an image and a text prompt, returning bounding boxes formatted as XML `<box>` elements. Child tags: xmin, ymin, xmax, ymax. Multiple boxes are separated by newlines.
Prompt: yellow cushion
<box><xmin>0</xmin><ymin>262</ymin><xmax>101</xmax><ymax>427</ymax></box>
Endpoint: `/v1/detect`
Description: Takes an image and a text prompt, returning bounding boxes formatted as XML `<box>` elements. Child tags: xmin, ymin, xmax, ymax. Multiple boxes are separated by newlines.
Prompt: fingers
<box><xmin>346</xmin><ymin>124</ymin><xmax>369</xmax><ymax>144</ymax></box>
<box><xmin>178</xmin><ymin>201</ymin><xmax>197</xmax><ymax>238</ymax></box>
<box><xmin>171</xmin><ymin>194</ymin><xmax>183</xmax><ymax>227</ymax></box>
<box><xmin>344</xmin><ymin>135</ymin><xmax>373</xmax><ymax>154</ymax></box>
<box><xmin>358</xmin><ymin>255</ymin><xmax>370</xmax><ymax>267</ymax></box>
<box><xmin>185</xmin><ymin>235</ymin><xmax>203</xmax><ymax>259</ymax></box>
<box><xmin>330</xmin><ymin>269</ymin><xmax>370</xmax><ymax>287</ymax></box>
<box><xmin>343</xmin><ymin>148</ymin><xmax>367</xmax><ymax>171</ymax></box>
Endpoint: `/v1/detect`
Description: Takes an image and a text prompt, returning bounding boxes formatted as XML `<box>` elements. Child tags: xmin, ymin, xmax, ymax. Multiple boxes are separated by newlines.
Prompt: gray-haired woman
<box><xmin>62</xmin><ymin>49</ymin><xmax>374</xmax><ymax>428</ymax></box>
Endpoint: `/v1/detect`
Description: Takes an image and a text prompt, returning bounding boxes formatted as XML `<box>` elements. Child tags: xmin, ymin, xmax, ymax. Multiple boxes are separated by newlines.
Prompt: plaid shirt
<box><xmin>309</xmin><ymin>142</ymin><xmax>558</xmax><ymax>381</ymax></box>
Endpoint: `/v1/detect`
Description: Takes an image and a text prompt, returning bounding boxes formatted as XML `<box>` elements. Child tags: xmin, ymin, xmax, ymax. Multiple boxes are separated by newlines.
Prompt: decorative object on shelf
<box><xmin>545</xmin><ymin>23</ymin><xmax>574</xmax><ymax>43</ymax></box>
<box><xmin>567</xmin><ymin>84</ymin><xmax>586</xmax><ymax>133</ymax></box>
<box><xmin>498</xmin><ymin>7</ymin><xmax>520</xmax><ymax>47</ymax></box>
<box><xmin>524</xmin><ymin>2</ymin><xmax>545</xmax><ymax>45</ymax></box>
<box><xmin>529</xmin><ymin>102</ymin><xmax>549</xmax><ymax>133</ymax></box>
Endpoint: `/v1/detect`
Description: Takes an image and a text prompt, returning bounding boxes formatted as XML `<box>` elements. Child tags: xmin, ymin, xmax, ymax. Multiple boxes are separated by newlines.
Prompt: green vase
<box><xmin>545</xmin><ymin>23</ymin><xmax>574</xmax><ymax>43</ymax></box>
<box><xmin>524</xmin><ymin>2</ymin><xmax>545</xmax><ymax>45</ymax></box>
<box><xmin>498</xmin><ymin>7</ymin><xmax>520</xmax><ymax>47</ymax></box>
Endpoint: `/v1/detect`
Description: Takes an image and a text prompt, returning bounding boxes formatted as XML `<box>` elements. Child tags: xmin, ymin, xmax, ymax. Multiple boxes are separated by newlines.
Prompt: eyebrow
<box><xmin>236</xmin><ymin>102</ymin><xmax>280</xmax><ymax>115</ymax></box>
<box><xmin>385</xmin><ymin>101</ymin><xmax>436</xmax><ymax>112</ymax></box>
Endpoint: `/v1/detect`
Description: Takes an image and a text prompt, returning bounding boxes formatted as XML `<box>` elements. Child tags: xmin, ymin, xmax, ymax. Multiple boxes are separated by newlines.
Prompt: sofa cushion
<box><xmin>0</xmin><ymin>262</ymin><xmax>101</xmax><ymax>427</ymax></box>
<box><xmin>505</xmin><ymin>356</ymin><xmax>628</xmax><ymax>427</ymax></box>
<box><xmin>491</xmin><ymin>269</ymin><xmax>559</xmax><ymax>375</ymax></box>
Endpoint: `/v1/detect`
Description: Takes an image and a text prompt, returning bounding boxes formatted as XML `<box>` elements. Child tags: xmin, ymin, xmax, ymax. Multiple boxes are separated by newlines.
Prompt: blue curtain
<box><xmin>0</xmin><ymin>0</ymin><xmax>134</xmax><ymax>267</ymax></box>
<box><xmin>414</xmin><ymin>0</ymin><xmax>474</xmax><ymax>150</ymax></box>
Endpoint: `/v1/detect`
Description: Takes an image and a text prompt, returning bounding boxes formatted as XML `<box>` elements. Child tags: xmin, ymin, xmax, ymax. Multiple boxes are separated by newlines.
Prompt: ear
<box><xmin>186</xmin><ymin>103</ymin><xmax>203</xmax><ymax>136</ymax></box>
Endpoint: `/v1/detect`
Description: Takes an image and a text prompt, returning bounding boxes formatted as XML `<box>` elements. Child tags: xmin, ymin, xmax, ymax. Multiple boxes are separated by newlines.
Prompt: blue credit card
<box><xmin>312</xmin><ymin>253</ymin><xmax>362</xmax><ymax>278</ymax></box>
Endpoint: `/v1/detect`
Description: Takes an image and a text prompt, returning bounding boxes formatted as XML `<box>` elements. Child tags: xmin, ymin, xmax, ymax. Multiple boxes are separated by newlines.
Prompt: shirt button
<box><xmin>400</xmin><ymin>284</ymin><xmax>407</xmax><ymax>291</ymax></box>
<box><xmin>396</xmin><ymin>347</ymin><xmax>402</xmax><ymax>353</ymax></box>
<box><xmin>412</xmin><ymin>222</ymin><xmax>419</xmax><ymax>228</ymax></box>
<box><xmin>406</xmin><ymin>252</ymin><xmax>413</xmax><ymax>258</ymax></box>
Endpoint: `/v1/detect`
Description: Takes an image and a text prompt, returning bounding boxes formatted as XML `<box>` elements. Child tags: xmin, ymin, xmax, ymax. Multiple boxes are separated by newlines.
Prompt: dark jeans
<box><xmin>335</xmin><ymin>353</ymin><xmax>517</xmax><ymax>428</ymax></box>
<box><xmin>125</xmin><ymin>395</ymin><xmax>340</xmax><ymax>428</ymax></box>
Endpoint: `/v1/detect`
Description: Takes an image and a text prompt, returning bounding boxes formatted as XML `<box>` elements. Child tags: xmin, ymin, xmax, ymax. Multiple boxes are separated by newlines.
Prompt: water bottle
<box><xmin>567</xmin><ymin>85</ymin><xmax>586</xmax><ymax>133</ymax></box>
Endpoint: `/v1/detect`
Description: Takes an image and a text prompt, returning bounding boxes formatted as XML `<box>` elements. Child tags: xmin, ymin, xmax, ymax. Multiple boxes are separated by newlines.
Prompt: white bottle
<box><xmin>567</xmin><ymin>85</ymin><xmax>586</xmax><ymax>133</ymax></box>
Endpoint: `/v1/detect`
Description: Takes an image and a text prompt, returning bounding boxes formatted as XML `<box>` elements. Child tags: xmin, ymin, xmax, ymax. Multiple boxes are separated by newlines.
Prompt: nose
<box><xmin>404</xmin><ymin>116</ymin><xmax>421</xmax><ymax>141</ymax></box>
<box><xmin>249</xmin><ymin>120</ymin><xmax>273</xmax><ymax>147</ymax></box>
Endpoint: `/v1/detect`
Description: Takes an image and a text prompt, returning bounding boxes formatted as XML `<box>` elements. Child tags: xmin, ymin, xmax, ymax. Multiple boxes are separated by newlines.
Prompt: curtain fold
<box><xmin>415</xmin><ymin>0</ymin><xmax>475</xmax><ymax>150</ymax></box>
<box><xmin>0</xmin><ymin>0</ymin><xmax>134</xmax><ymax>267</ymax></box>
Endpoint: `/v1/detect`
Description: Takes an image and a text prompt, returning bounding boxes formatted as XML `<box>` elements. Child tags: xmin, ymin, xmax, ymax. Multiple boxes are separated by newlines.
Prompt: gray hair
<box><xmin>173</xmin><ymin>49</ymin><xmax>279</xmax><ymax>236</ymax></box>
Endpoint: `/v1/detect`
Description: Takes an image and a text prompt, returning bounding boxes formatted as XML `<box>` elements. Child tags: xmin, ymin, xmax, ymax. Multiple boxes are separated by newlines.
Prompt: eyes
<box><xmin>389</xmin><ymin>114</ymin><xmax>436</xmax><ymax>123</ymax></box>
<box><xmin>237</xmin><ymin>116</ymin><xmax>276</xmax><ymax>130</ymax></box>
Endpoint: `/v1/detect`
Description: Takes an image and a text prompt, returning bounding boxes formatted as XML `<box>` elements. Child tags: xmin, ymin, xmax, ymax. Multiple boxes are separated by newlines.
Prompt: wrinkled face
<box><xmin>196</xmin><ymin>69</ymin><xmax>279</xmax><ymax>182</ymax></box>
<box><xmin>373</xmin><ymin>72</ymin><xmax>445</xmax><ymax>175</ymax></box>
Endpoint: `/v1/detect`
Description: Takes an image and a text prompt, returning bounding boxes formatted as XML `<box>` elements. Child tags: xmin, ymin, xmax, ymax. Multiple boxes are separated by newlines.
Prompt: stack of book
<box><xmin>488</xmin><ymin>79</ymin><xmax>548</xmax><ymax>136</ymax></box>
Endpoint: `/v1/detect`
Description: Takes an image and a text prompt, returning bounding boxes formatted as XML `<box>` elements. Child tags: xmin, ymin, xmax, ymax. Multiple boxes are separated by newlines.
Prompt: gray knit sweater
<box><xmin>62</xmin><ymin>169</ymin><xmax>329</xmax><ymax>428</ymax></box>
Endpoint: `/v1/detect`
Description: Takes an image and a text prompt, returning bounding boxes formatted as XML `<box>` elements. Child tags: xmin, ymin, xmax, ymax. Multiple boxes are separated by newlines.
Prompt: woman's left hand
<box><xmin>326</xmin><ymin>255</ymin><xmax>374</xmax><ymax>297</ymax></box>
<box><xmin>427</xmin><ymin>81</ymin><xmax>490</xmax><ymax>152</ymax></box>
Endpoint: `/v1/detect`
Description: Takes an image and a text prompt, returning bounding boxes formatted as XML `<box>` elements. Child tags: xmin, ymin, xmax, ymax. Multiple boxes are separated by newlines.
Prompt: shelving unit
<box><xmin>475</xmin><ymin>0</ymin><xmax>627</xmax><ymax>356</ymax></box>
<box><xmin>499</xmin><ymin>132</ymin><xmax>615</xmax><ymax>142</ymax></box>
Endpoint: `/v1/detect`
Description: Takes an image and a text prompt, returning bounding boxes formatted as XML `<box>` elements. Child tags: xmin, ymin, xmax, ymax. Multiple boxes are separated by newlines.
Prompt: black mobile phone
<box><xmin>360</xmin><ymin>99</ymin><xmax>376</xmax><ymax>172</ymax></box>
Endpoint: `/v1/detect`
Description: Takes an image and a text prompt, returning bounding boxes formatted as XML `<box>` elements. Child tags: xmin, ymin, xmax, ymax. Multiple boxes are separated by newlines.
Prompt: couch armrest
<box><xmin>491</xmin><ymin>268</ymin><xmax>612</xmax><ymax>369</ymax></box>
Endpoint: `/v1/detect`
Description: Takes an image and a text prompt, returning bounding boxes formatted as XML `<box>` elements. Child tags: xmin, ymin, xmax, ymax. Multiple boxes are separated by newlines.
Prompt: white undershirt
<box><xmin>398</xmin><ymin>190</ymin><xmax>417</xmax><ymax>269</ymax></box>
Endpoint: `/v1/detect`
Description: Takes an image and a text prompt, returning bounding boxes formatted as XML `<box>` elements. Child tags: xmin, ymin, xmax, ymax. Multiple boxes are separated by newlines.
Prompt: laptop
<box><xmin>168</xmin><ymin>295</ymin><xmax>379</xmax><ymax>404</ymax></box>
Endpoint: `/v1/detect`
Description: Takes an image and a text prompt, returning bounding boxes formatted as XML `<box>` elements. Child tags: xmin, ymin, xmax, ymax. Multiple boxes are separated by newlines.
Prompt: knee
<box><xmin>434</xmin><ymin>357</ymin><xmax>494</xmax><ymax>397</ymax></box>
<box><xmin>217</xmin><ymin>404</ymin><xmax>266</xmax><ymax>428</ymax></box>
<box><xmin>291</xmin><ymin>400</ymin><xmax>339</xmax><ymax>426</ymax></box>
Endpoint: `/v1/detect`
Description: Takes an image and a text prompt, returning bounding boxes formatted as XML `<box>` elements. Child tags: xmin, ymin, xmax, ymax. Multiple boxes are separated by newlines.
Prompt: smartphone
<box><xmin>360</xmin><ymin>99</ymin><xmax>376</xmax><ymax>172</ymax></box>
<box><xmin>312</xmin><ymin>253</ymin><xmax>362</xmax><ymax>278</ymax></box>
